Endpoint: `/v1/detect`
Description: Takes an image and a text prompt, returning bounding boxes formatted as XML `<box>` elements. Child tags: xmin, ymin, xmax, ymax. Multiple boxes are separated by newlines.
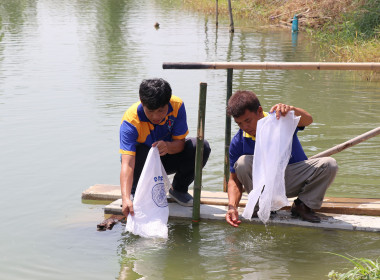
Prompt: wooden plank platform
<box><xmin>82</xmin><ymin>184</ymin><xmax>380</xmax><ymax>216</ymax></box>
<box><xmin>103</xmin><ymin>199</ymin><xmax>380</xmax><ymax>232</ymax></box>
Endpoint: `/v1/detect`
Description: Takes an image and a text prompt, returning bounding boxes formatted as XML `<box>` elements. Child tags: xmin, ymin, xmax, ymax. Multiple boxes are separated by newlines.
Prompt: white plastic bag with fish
<box><xmin>242</xmin><ymin>111</ymin><xmax>300</xmax><ymax>224</ymax></box>
<box><xmin>125</xmin><ymin>146</ymin><xmax>171</xmax><ymax>238</ymax></box>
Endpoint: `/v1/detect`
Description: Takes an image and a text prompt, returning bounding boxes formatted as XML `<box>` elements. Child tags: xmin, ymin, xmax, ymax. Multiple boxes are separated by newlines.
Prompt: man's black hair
<box><xmin>139</xmin><ymin>78</ymin><xmax>172</xmax><ymax>110</ymax></box>
<box><xmin>226</xmin><ymin>90</ymin><xmax>261</xmax><ymax>118</ymax></box>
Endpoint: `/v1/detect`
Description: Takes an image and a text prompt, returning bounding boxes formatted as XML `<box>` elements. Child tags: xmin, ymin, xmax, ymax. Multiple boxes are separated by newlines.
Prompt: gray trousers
<box><xmin>234</xmin><ymin>156</ymin><xmax>338</xmax><ymax>209</ymax></box>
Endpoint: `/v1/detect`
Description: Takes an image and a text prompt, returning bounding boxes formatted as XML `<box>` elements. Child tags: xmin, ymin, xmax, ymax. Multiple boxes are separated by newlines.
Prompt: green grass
<box><xmin>311</xmin><ymin>0</ymin><xmax>380</xmax><ymax>63</ymax></box>
<box><xmin>327</xmin><ymin>253</ymin><xmax>380</xmax><ymax>280</ymax></box>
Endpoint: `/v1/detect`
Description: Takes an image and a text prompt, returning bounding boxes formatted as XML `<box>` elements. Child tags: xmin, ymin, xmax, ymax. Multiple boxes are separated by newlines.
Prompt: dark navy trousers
<box><xmin>132</xmin><ymin>137</ymin><xmax>211</xmax><ymax>194</ymax></box>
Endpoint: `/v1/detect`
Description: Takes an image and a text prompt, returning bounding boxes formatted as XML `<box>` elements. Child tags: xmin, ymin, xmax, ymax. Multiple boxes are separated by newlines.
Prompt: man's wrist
<box><xmin>228</xmin><ymin>204</ymin><xmax>237</xmax><ymax>211</ymax></box>
<box><xmin>122</xmin><ymin>196</ymin><xmax>132</xmax><ymax>204</ymax></box>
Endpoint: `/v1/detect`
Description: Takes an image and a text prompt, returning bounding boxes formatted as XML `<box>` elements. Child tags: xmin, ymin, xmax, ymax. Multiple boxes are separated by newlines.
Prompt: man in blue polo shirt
<box><xmin>120</xmin><ymin>78</ymin><xmax>211</xmax><ymax>218</ymax></box>
<box><xmin>225</xmin><ymin>90</ymin><xmax>338</xmax><ymax>226</ymax></box>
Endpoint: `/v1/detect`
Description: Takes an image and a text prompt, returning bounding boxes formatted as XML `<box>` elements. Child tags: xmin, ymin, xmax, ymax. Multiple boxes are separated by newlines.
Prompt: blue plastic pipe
<box><xmin>292</xmin><ymin>15</ymin><xmax>298</xmax><ymax>32</ymax></box>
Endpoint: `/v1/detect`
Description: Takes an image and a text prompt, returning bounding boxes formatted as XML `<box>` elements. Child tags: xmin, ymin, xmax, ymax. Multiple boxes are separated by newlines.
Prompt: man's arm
<box><xmin>269</xmin><ymin>103</ymin><xmax>313</xmax><ymax>127</ymax></box>
<box><xmin>120</xmin><ymin>154</ymin><xmax>135</xmax><ymax>217</ymax></box>
<box><xmin>226</xmin><ymin>172</ymin><xmax>243</xmax><ymax>227</ymax></box>
<box><xmin>153</xmin><ymin>139</ymin><xmax>185</xmax><ymax>156</ymax></box>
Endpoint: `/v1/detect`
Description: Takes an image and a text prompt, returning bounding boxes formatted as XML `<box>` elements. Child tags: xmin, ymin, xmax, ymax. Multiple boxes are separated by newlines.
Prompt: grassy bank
<box><xmin>182</xmin><ymin>0</ymin><xmax>380</xmax><ymax>63</ymax></box>
<box><xmin>327</xmin><ymin>254</ymin><xmax>380</xmax><ymax>280</ymax></box>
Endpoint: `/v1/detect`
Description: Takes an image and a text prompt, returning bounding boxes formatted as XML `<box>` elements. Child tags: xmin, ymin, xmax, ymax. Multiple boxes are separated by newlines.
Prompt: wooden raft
<box><xmin>82</xmin><ymin>184</ymin><xmax>380</xmax><ymax>216</ymax></box>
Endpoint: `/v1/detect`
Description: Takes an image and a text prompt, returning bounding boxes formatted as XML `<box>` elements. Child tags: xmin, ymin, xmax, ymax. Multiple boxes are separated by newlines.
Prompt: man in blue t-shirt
<box><xmin>119</xmin><ymin>78</ymin><xmax>211</xmax><ymax>218</ymax></box>
<box><xmin>225</xmin><ymin>90</ymin><xmax>338</xmax><ymax>226</ymax></box>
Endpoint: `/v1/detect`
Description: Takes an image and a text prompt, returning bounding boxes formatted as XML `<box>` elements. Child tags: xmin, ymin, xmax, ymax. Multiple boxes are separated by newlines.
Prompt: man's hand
<box><xmin>226</xmin><ymin>205</ymin><xmax>241</xmax><ymax>227</ymax></box>
<box><xmin>269</xmin><ymin>103</ymin><xmax>294</xmax><ymax>119</ymax></box>
<box><xmin>269</xmin><ymin>103</ymin><xmax>313</xmax><ymax>127</ymax></box>
<box><xmin>122</xmin><ymin>199</ymin><xmax>134</xmax><ymax>217</ymax></box>
<box><xmin>152</xmin><ymin>140</ymin><xmax>168</xmax><ymax>156</ymax></box>
<box><xmin>226</xmin><ymin>173</ymin><xmax>243</xmax><ymax>227</ymax></box>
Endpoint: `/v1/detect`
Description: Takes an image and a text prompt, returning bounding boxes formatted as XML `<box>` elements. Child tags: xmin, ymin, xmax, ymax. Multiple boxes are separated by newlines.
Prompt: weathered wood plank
<box><xmin>82</xmin><ymin>184</ymin><xmax>380</xmax><ymax>216</ymax></box>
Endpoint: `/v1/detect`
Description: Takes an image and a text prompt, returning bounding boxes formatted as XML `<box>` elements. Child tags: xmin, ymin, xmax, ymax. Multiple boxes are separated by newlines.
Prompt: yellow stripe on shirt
<box><xmin>243</xmin><ymin>112</ymin><xmax>268</xmax><ymax>140</ymax></box>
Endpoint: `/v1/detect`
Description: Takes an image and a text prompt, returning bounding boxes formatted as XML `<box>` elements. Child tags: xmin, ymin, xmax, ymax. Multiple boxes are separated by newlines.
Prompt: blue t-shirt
<box><xmin>119</xmin><ymin>95</ymin><xmax>189</xmax><ymax>156</ymax></box>
<box><xmin>229</xmin><ymin>115</ymin><xmax>308</xmax><ymax>173</ymax></box>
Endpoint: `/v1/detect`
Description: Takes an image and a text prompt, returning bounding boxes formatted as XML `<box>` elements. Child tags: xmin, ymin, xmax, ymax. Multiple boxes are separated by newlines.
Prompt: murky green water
<box><xmin>0</xmin><ymin>0</ymin><xmax>379</xmax><ymax>279</ymax></box>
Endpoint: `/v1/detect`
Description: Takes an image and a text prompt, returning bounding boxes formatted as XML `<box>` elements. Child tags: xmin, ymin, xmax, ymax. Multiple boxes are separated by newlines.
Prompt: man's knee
<box><xmin>322</xmin><ymin>157</ymin><xmax>338</xmax><ymax>176</ymax></box>
<box><xmin>203</xmin><ymin>139</ymin><xmax>211</xmax><ymax>165</ymax></box>
<box><xmin>185</xmin><ymin>137</ymin><xmax>211</xmax><ymax>166</ymax></box>
<box><xmin>234</xmin><ymin>155</ymin><xmax>253</xmax><ymax>193</ymax></box>
<box><xmin>234</xmin><ymin>155</ymin><xmax>253</xmax><ymax>175</ymax></box>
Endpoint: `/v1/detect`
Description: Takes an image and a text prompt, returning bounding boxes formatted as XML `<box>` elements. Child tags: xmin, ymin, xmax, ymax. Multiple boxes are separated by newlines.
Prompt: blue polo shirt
<box><xmin>119</xmin><ymin>95</ymin><xmax>189</xmax><ymax>156</ymax></box>
<box><xmin>229</xmin><ymin>113</ymin><xmax>308</xmax><ymax>173</ymax></box>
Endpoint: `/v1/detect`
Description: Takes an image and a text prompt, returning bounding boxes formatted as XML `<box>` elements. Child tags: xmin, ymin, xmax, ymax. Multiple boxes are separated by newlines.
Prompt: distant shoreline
<box><xmin>181</xmin><ymin>0</ymin><xmax>380</xmax><ymax>73</ymax></box>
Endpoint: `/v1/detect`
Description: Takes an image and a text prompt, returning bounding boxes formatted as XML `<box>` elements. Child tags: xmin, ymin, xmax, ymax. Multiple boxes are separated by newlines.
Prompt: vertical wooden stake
<box><xmin>192</xmin><ymin>82</ymin><xmax>207</xmax><ymax>223</ymax></box>
<box><xmin>223</xmin><ymin>68</ymin><xmax>233</xmax><ymax>192</ymax></box>
<box><xmin>227</xmin><ymin>0</ymin><xmax>234</xmax><ymax>32</ymax></box>
<box><xmin>215</xmin><ymin>0</ymin><xmax>219</xmax><ymax>27</ymax></box>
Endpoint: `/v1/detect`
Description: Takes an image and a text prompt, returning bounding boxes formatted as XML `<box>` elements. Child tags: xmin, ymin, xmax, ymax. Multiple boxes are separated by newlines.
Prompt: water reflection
<box><xmin>117</xmin><ymin>221</ymin><xmax>380</xmax><ymax>279</ymax></box>
<box><xmin>292</xmin><ymin>31</ymin><xmax>298</xmax><ymax>49</ymax></box>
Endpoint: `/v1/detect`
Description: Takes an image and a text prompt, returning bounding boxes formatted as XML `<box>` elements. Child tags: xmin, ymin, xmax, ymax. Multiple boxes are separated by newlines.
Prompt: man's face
<box><xmin>233</xmin><ymin>108</ymin><xmax>263</xmax><ymax>136</ymax></box>
<box><xmin>142</xmin><ymin>104</ymin><xmax>168</xmax><ymax>125</ymax></box>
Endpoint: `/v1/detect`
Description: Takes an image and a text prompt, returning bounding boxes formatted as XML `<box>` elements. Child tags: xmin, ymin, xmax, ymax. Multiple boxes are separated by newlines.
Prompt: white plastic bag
<box><xmin>242</xmin><ymin>111</ymin><xmax>300</xmax><ymax>224</ymax></box>
<box><xmin>125</xmin><ymin>146</ymin><xmax>171</xmax><ymax>238</ymax></box>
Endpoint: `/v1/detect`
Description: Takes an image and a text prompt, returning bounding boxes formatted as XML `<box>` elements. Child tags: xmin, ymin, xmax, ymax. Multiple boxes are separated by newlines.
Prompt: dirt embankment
<box><xmin>184</xmin><ymin>0</ymin><xmax>361</xmax><ymax>29</ymax></box>
<box><xmin>263</xmin><ymin>0</ymin><xmax>361</xmax><ymax>30</ymax></box>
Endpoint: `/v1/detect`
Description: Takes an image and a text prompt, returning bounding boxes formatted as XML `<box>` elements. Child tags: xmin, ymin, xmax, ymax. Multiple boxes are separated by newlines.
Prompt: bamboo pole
<box><xmin>163</xmin><ymin>62</ymin><xmax>380</xmax><ymax>71</ymax></box>
<box><xmin>223</xmin><ymin>69</ymin><xmax>233</xmax><ymax>192</ymax></box>
<box><xmin>192</xmin><ymin>83</ymin><xmax>207</xmax><ymax>223</ymax></box>
<box><xmin>310</xmin><ymin>126</ymin><xmax>380</xmax><ymax>159</ymax></box>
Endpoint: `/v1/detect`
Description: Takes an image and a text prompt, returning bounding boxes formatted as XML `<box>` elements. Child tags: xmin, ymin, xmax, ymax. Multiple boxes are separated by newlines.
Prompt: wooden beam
<box><xmin>163</xmin><ymin>62</ymin><xmax>380</xmax><ymax>71</ymax></box>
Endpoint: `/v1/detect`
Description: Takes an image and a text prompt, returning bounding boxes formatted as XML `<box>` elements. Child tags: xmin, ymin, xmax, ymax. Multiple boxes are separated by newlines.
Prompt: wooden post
<box><xmin>223</xmin><ymin>69</ymin><xmax>233</xmax><ymax>192</ymax></box>
<box><xmin>192</xmin><ymin>83</ymin><xmax>207</xmax><ymax>223</ymax></box>
<box><xmin>310</xmin><ymin>126</ymin><xmax>380</xmax><ymax>159</ymax></box>
<box><xmin>227</xmin><ymin>0</ymin><xmax>234</xmax><ymax>32</ymax></box>
<box><xmin>215</xmin><ymin>0</ymin><xmax>218</xmax><ymax>27</ymax></box>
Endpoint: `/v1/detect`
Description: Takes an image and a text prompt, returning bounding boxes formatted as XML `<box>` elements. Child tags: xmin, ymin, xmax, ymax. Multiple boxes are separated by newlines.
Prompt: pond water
<box><xmin>0</xmin><ymin>0</ymin><xmax>379</xmax><ymax>279</ymax></box>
